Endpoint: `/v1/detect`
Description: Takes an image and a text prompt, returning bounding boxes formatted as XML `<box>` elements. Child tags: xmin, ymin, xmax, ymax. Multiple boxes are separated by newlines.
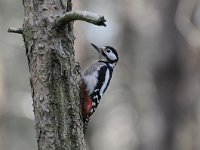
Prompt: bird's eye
<box><xmin>106</xmin><ymin>49</ymin><xmax>111</xmax><ymax>53</ymax></box>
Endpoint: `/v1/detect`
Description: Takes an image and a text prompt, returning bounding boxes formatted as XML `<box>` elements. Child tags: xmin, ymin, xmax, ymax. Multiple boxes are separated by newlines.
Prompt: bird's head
<box><xmin>91</xmin><ymin>43</ymin><xmax>119</xmax><ymax>65</ymax></box>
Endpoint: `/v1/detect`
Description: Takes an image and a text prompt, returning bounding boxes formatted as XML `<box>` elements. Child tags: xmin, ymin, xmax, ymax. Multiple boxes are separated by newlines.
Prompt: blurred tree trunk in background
<box><xmin>22</xmin><ymin>0</ymin><xmax>84</xmax><ymax>149</ymax></box>
<box><xmin>174</xmin><ymin>0</ymin><xmax>200</xmax><ymax>149</ymax></box>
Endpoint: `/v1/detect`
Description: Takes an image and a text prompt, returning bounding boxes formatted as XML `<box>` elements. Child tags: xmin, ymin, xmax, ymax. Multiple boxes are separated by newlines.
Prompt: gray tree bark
<box><xmin>22</xmin><ymin>0</ymin><xmax>84</xmax><ymax>149</ymax></box>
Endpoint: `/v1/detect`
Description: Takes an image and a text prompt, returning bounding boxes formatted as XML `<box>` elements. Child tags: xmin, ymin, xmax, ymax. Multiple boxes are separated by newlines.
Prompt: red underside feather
<box><xmin>80</xmin><ymin>82</ymin><xmax>92</xmax><ymax>117</ymax></box>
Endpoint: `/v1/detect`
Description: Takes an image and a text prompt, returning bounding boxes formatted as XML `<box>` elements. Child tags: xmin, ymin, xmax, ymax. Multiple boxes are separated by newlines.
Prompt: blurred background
<box><xmin>1</xmin><ymin>0</ymin><xmax>200</xmax><ymax>150</ymax></box>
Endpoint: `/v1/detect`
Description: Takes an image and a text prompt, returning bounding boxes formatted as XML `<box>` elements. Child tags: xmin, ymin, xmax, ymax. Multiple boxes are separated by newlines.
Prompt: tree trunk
<box><xmin>22</xmin><ymin>0</ymin><xmax>84</xmax><ymax>149</ymax></box>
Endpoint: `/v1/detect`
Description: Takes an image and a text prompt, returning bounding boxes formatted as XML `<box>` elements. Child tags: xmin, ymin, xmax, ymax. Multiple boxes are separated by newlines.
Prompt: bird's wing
<box><xmin>81</xmin><ymin>62</ymin><xmax>106</xmax><ymax>95</ymax></box>
<box><xmin>82</xmin><ymin>61</ymin><xmax>104</xmax><ymax>76</ymax></box>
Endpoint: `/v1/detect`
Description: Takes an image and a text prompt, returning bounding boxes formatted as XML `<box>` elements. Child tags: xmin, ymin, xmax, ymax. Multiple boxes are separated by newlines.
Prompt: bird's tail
<box><xmin>83</xmin><ymin>116</ymin><xmax>90</xmax><ymax>135</ymax></box>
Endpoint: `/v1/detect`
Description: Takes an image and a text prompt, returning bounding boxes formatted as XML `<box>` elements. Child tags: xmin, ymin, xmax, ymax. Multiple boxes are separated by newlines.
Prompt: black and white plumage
<box><xmin>80</xmin><ymin>43</ymin><xmax>119</xmax><ymax>134</ymax></box>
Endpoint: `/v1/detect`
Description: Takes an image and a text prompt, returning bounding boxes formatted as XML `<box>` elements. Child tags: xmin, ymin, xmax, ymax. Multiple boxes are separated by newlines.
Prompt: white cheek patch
<box><xmin>106</xmin><ymin>52</ymin><xmax>117</xmax><ymax>61</ymax></box>
<box><xmin>83</xmin><ymin>71</ymin><xmax>98</xmax><ymax>94</ymax></box>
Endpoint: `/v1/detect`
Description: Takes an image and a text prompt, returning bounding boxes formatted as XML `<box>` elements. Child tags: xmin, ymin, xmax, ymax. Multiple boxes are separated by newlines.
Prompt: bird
<box><xmin>80</xmin><ymin>43</ymin><xmax>119</xmax><ymax>134</ymax></box>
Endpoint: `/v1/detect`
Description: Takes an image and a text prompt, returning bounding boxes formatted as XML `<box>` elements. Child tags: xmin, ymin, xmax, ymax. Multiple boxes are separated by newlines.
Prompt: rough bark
<box><xmin>22</xmin><ymin>0</ymin><xmax>83</xmax><ymax>149</ymax></box>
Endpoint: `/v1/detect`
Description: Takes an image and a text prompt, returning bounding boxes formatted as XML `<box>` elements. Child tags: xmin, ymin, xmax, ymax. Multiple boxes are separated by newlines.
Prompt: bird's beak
<box><xmin>91</xmin><ymin>43</ymin><xmax>100</xmax><ymax>53</ymax></box>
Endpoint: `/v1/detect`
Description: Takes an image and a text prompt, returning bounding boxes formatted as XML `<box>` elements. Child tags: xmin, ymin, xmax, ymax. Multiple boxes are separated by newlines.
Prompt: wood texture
<box><xmin>22</xmin><ymin>0</ymin><xmax>84</xmax><ymax>149</ymax></box>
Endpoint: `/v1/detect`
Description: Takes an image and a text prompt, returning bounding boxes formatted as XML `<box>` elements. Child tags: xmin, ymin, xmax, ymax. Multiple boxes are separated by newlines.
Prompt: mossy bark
<box><xmin>22</xmin><ymin>0</ymin><xmax>84</xmax><ymax>149</ymax></box>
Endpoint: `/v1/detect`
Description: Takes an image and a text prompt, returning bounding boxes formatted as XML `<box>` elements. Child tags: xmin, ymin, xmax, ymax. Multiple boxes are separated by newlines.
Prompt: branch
<box><xmin>8</xmin><ymin>27</ymin><xmax>23</xmax><ymax>34</ymax></box>
<box><xmin>54</xmin><ymin>10</ymin><xmax>106</xmax><ymax>28</ymax></box>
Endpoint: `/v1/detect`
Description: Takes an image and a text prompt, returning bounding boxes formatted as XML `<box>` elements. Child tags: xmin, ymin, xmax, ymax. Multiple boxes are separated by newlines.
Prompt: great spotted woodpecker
<box><xmin>80</xmin><ymin>43</ymin><xmax>119</xmax><ymax>134</ymax></box>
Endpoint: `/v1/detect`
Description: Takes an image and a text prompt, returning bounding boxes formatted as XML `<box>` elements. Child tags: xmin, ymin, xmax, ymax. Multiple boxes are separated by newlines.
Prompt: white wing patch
<box><xmin>83</xmin><ymin>71</ymin><xmax>98</xmax><ymax>94</ymax></box>
<box><xmin>100</xmin><ymin>68</ymin><xmax>110</xmax><ymax>97</ymax></box>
